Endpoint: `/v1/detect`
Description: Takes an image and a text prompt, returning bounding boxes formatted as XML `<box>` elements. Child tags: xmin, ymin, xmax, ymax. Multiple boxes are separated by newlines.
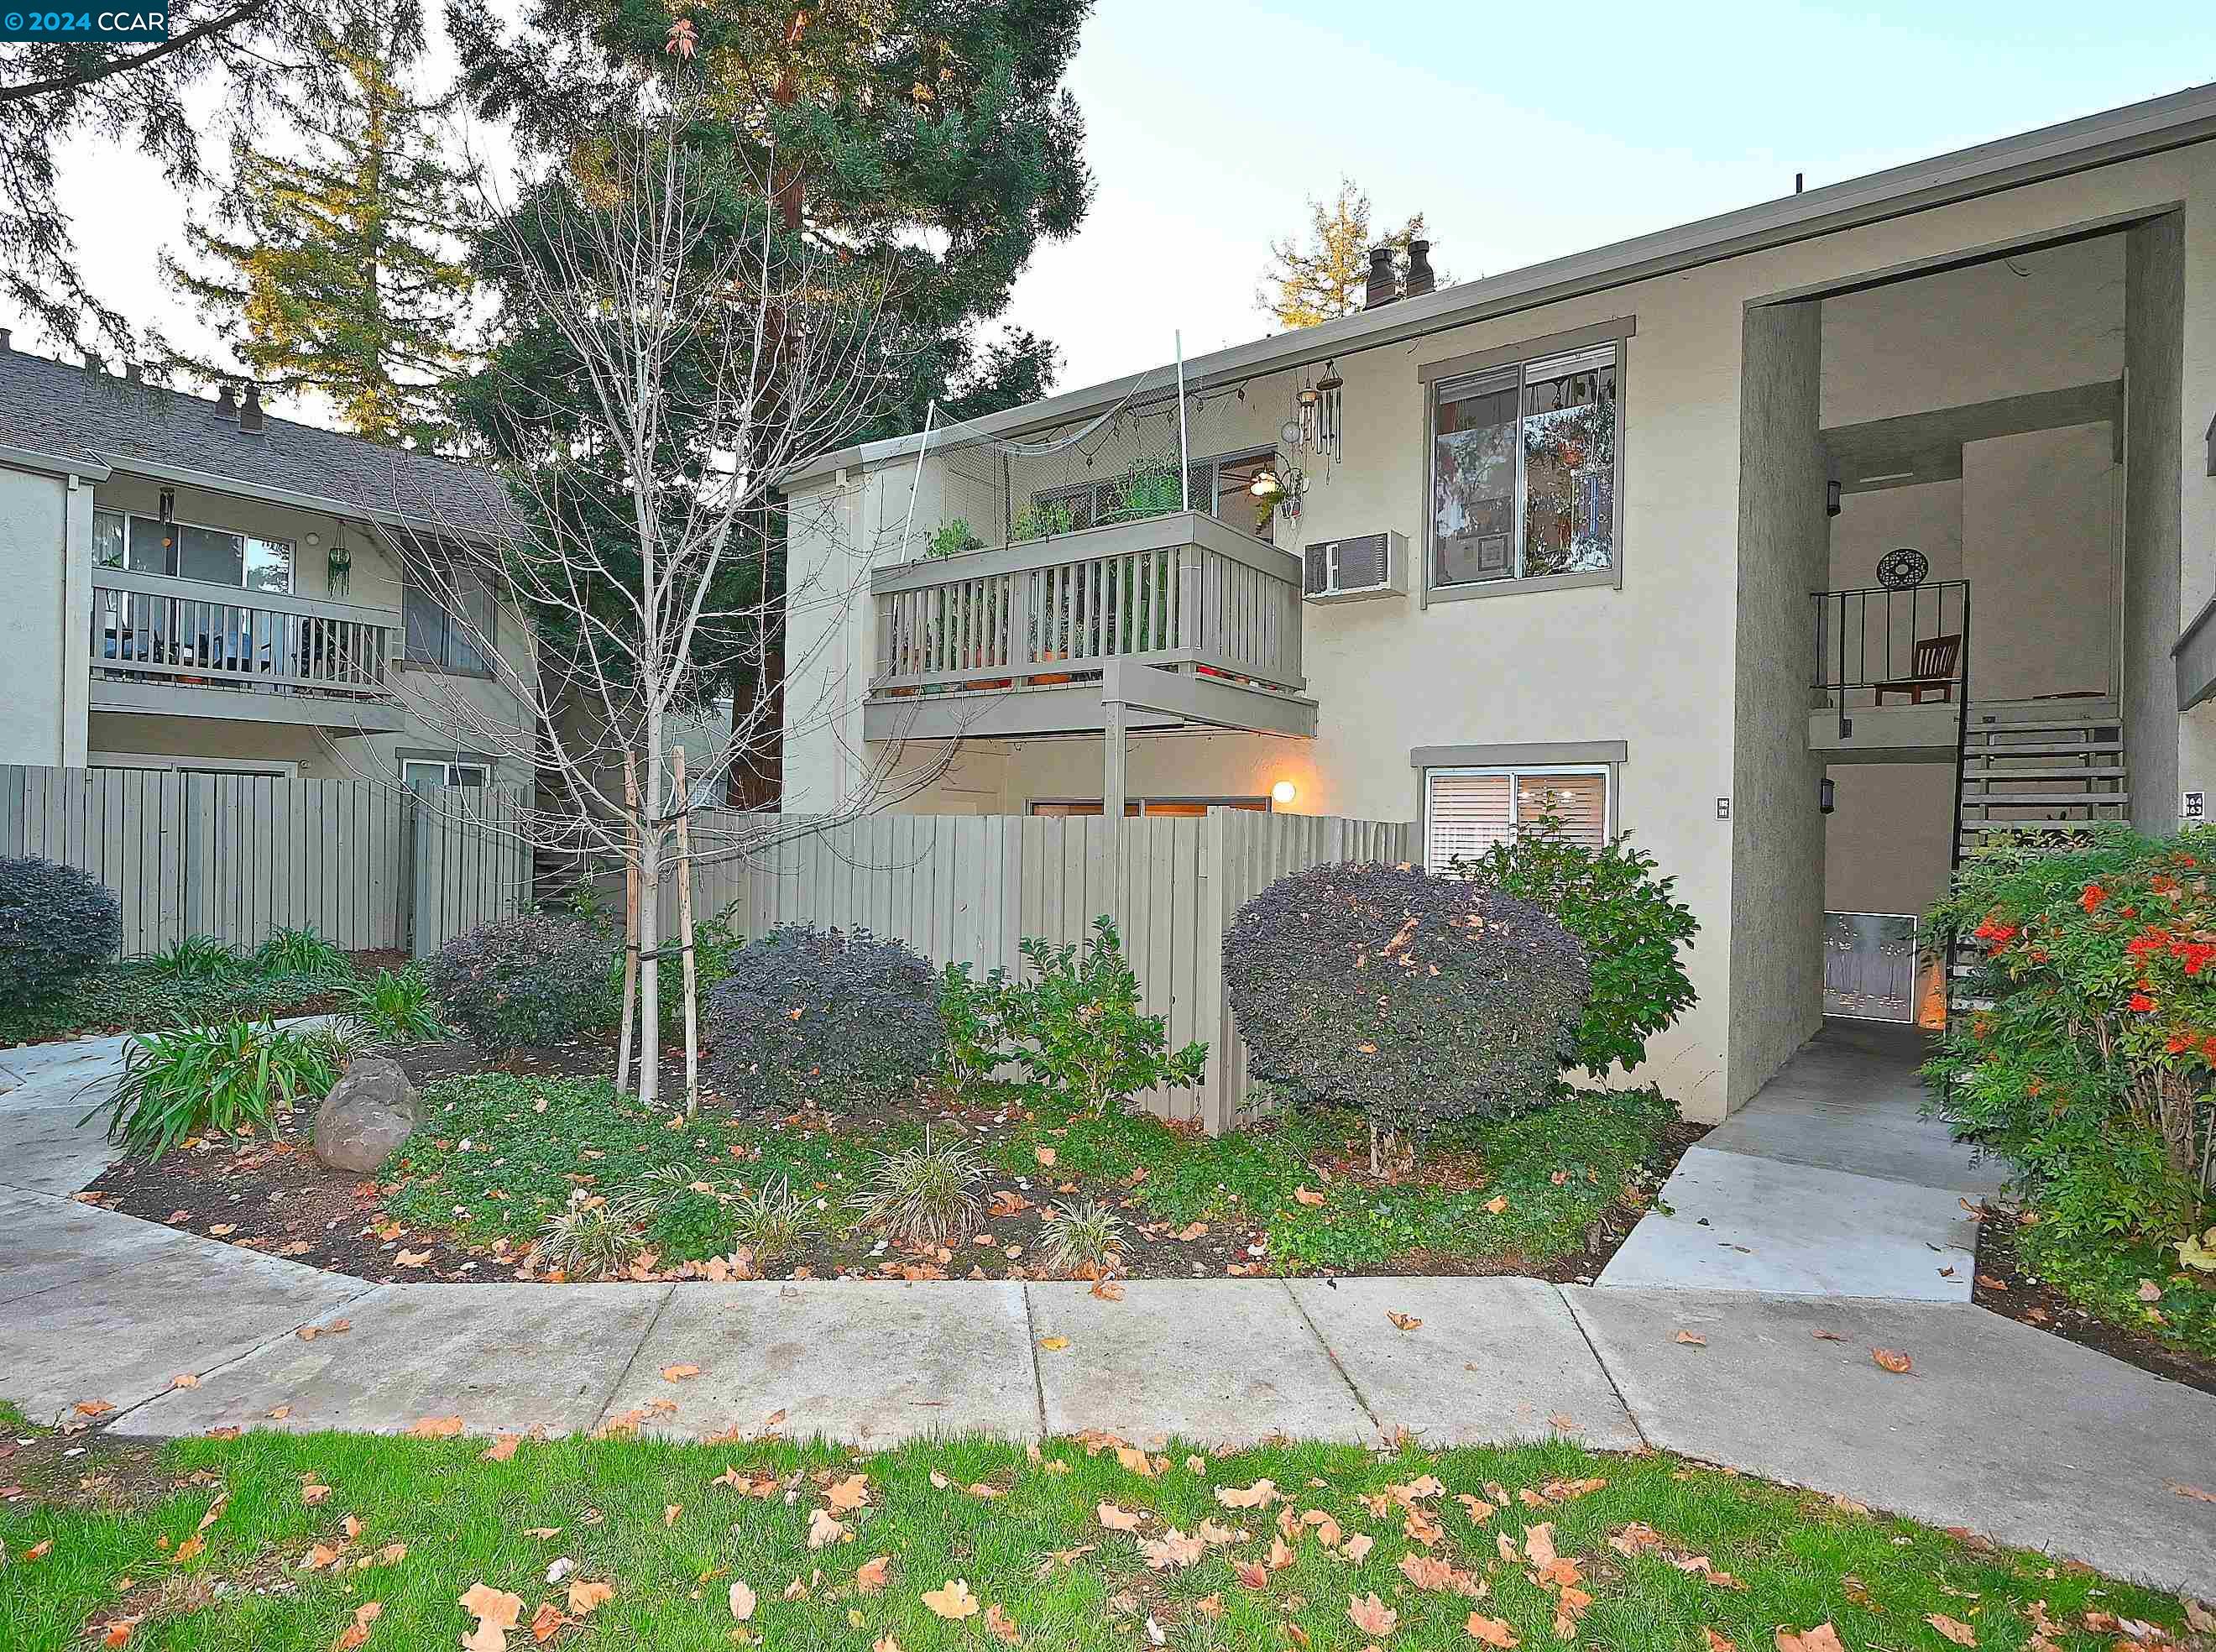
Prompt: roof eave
<box><xmin>89</xmin><ymin>451</ymin><xmax>509</xmax><ymax>546</ymax></box>
<box><xmin>780</xmin><ymin>77</ymin><xmax>2216</xmax><ymax>490</ymax></box>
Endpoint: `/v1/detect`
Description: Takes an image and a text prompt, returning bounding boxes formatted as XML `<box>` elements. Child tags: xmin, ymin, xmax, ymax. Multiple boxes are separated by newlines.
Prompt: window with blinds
<box><xmin>1424</xmin><ymin>766</ymin><xmax>1611</xmax><ymax>869</ymax></box>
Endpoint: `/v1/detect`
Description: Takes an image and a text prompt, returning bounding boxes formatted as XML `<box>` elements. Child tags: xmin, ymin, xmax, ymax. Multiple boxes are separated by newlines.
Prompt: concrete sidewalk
<box><xmin>3</xmin><ymin>1026</ymin><xmax>2214</xmax><ymax>1597</ymax></box>
<box><xmin>1600</xmin><ymin>1020</ymin><xmax>2004</xmax><ymax>1299</ymax></box>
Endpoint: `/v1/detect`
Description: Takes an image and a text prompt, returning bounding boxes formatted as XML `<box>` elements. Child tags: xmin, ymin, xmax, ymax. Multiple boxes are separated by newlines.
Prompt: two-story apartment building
<box><xmin>0</xmin><ymin>339</ymin><xmax>536</xmax><ymax>790</ymax></box>
<box><xmin>779</xmin><ymin>83</ymin><xmax>2216</xmax><ymax>1124</ymax></box>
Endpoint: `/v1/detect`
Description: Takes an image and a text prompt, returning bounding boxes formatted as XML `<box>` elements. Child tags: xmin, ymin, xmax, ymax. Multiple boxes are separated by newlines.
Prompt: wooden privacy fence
<box><xmin>675</xmin><ymin>808</ymin><xmax>1414</xmax><ymax>1132</ymax></box>
<box><xmin>0</xmin><ymin>766</ymin><xmax>530</xmax><ymax>961</ymax></box>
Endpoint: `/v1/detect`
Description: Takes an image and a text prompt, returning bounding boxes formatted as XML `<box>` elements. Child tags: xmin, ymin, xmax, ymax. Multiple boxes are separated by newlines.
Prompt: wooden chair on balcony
<box><xmin>1873</xmin><ymin>633</ymin><xmax>1962</xmax><ymax>705</ymax></box>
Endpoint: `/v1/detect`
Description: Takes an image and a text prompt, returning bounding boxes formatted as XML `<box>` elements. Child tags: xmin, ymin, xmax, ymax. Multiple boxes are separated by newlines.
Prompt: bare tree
<box><xmin>384</xmin><ymin>83</ymin><xmax>959</xmax><ymax>1111</ymax></box>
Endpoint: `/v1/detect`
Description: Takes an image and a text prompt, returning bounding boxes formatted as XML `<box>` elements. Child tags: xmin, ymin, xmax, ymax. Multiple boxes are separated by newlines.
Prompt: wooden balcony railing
<box><xmin>870</xmin><ymin>510</ymin><xmax>1304</xmax><ymax>698</ymax></box>
<box><xmin>91</xmin><ymin>568</ymin><xmax>399</xmax><ymax>701</ymax></box>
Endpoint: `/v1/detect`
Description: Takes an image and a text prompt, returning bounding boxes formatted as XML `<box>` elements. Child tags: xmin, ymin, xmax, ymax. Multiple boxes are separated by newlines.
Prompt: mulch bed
<box><xmin>80</xmin><ymin>1038</ymin><xmax>1706</xmax><ymax>1289</ymax></box>
<box><xmin>1970</xmin><ymin>1210</ymin><xmax>2216</xmax><ymax>1397</ymax></box>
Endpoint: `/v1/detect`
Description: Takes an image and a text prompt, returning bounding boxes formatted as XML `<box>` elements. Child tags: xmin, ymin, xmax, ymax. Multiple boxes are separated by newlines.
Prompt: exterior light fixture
<box><xmin>1271</xmin><ymin>780</ymin><xmax>1298</xmax><ymax>806</ymax></box>
<box><xmin>1249</xmin><ymin>470</ymin><xmax>1283</xmax><ymax>501</ymax></box>
<box><xmin>1819</xmin><ymin>776</ymin><xmax>1836</xmax><ymax>815</ymax></box>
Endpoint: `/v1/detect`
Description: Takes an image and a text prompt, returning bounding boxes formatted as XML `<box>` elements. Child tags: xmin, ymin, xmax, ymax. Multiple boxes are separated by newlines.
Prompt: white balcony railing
<box><xmin>870</xmin><ymin>510</ymin><xmax>1304</xmax><ymax>698</ymax></box>
<box><xmin>91</xmin><ymin>568</ymin><xmax>399</xmax><ymax>701</ymax></box>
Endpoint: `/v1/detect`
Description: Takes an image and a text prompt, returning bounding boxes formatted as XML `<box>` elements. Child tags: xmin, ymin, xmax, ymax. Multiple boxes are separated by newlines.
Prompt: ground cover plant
<box><xmin>0</xmin><ymin>1420</ymin><xmax>2203</xmax><ymax>1652</ymax></box>
<box><xmin>0</xmin><ymin>937</ymin><xmax>410</xmax><ymax>1047</ymax></box>
<box><xmin>1927</xmin><ymin>827</ymin><xmax>2216</xmax><ymax>1362</ymax></box>
<box><xmin>337</xmin><ymin>1062</ymin><xmax>1684</xmax><ymax>1282</ymax></box>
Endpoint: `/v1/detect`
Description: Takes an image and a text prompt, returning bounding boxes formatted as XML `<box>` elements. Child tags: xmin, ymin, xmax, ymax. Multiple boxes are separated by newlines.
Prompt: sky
<box><xmin>43</xmin><ymin>0</ymin><xmax>2216</xmax><ymax>419</ymax></box>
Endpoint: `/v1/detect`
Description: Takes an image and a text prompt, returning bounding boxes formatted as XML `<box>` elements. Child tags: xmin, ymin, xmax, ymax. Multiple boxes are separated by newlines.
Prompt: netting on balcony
<box><xmin>904</xmin><ymin>358</ymin><xmax>1294</xmax><ymax>561</ymax></box>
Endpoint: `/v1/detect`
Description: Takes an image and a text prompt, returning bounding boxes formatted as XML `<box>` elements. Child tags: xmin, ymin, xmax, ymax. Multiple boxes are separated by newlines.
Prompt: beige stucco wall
<box><xmin>0</xmin><ymin>462</ymin><xmax>72</xmax><ymax>767</ymax></box>
<box><xmin>1825</xmin><ymin>763</ymin><xmax>1957</xmax><ymax>918</ymax></box>
<box><xmin>786</xmin><ymin>133</ymin><xmax>2216</xmax><ymax>1122</ymax></box>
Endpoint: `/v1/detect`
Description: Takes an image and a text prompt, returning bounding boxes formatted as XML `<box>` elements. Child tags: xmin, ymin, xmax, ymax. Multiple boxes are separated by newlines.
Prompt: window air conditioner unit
<box><xmin>1301</xmin><ymin>531</ymin><xmax>1406</xmax><ymax>604</ymax></box>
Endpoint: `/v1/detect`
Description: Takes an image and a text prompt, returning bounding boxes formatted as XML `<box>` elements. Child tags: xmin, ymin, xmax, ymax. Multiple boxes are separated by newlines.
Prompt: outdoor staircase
<box><xmin>1946</xmin><ymin>709</ymin><xmax>2129</xmax><ymax>1008</ymax></box>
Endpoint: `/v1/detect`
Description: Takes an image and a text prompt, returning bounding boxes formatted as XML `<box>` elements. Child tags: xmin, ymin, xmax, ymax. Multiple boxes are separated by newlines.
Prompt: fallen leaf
<box><xmin>1675</xmin><ymin>1330</ymin><xmax>1707</xmax><ymax>1346</ymax></box>
<box><xmin>457</xmin><ymin>1582</ymin><xmax>524</xmax><ymax>1652</ymax></box>
<box><xmin>1215</xmin><ymin>1479</ymin><xmax>1280</xmax><ymax>1509</ymax></box>
<box><xmin>985</xmin><ymin>1602</ymin><xmax>1022</xmax><ymax>1645</ymax></box>
<box><xmin>1097</xmin><ymin>1503</ymin><xmax>1144</xmax><ymax>1532</ymax></box>
<box><xmin>1872</xmin><ymin>1348</ymin><xmax>1915</xmax><ymax>1374</ymax></box>
<box><xmin>1467</xmin><ymin>1612</ymin><xmax>1520</xmax><ymax>1647</ymax></box>
<box><xmin>527</xmin><ymin>1602</ymin><xmax>564</xmax><ymax>1644</ymax></box>
<box><xmin>567</xmin><ymin>1579</ymin><xmax>613</xmax><ymax>1616</ymax></box>
<box><xmin>1347</xmin><ymin>1592</ymin><xmax>1398</xmax><ymax>1637</ymax></box>
<box><xmin>409</xmin><ymin>1415</ymin><xmax>463</xmax><ymax>1440</ymax></box>
<box><xmin>806</xmin><ymin>1508</ymin><xmax>848</xmax><ymax>1549</ymax></box>
<box><xmin>395</xmin><ymin>1249</ymin><xmax>431</xmax><ymax>1268</ymax></box>
<box><xmin>1388</xmin><ymin>1312</ymin><xmax>1423</xmax><ymax>1332</ymax></box>
<box><xmin>1294</xmin><ymin>1186</ymin><xmax>1326</xmax><ymax>1206</ymax></box>
<box><xmin>827</xmin><ymin>1473</ymin><xmax>870</xmax><ymax>1513</ymax></box>
<box><xmin>1484</xmin><ymin>1195</ymin><xmax>1509</xmax><ymax>1215</ymax></box>
<box><xmin>1090</xmin><ymin>1278</ymin><xmax>1125</xmax><ymax>1301</ymax></box>
<box><xmin>661</xmin><ymin>1363</ymin><xmax>701</xmax><ymax>1383</ymax></box>
<box><xmin>1139</xmin><ymin>1529</ymin><xmax>1205</xmax><ymax>1571</ymax></box>
<box><xmin>479</xmin><ymin>1435</ymin><xmax>519</xmax><ymax>1463</ymax></box>
<box><xmin>2169</xmin><ymin>1482</ymin><xmax>2216</xmax><ymax>1503</ymax></box>
<box><xmin>1037</xmin><ymin>1336</ymin><xmax>1070</xmax><ymax>1352</ymax></box>
<box><xmin>170</xmin><ymin>1373</ymin><xmax>200</xmax><ymax>1390</ymax></box>
<box><xmin>301</xmin><ymin>1482</ymin><xmax>332</xmax><ymax>1506</ymax></box>
<box><xmin>1341</xmin><ymin>1533</ymin><xmax>1375</xmax><ymax>1561</ymax></box>
<box><xmin>1812</xmin><ymin>1330</ymin><xmax>1845</xmax><ymax>1341</ymax></box>
<box><xmin>1035</xmin><ymin>1148</ymin><xmax>1058</xmax><ymax>1167</ymax></box>
<box><xmin>922</xmin><ymin>1580</ymin><xmax>981</xmax><ymax>1620</ymax></box>
<box><xmin>1926</xmin><ymin>1614</ymin><xmax>1977</xmax><ymax>1646</ymax></box>
<box><xmin>1775</xmin><ymin>1626</ymin><xmax>1848</xmax><ymax>1652</ymax></box>
<box><xmin>334</xmin><ymin>1600</ymin><xmax>384</xmax><ymax>1650</ymax></box>
<box><xmin>24</xmin><ymin>1540</ymin><xmax>52</xmax><ymax>1561</ymax></box>
<box><xmin>267</xmin><ymin>1405</ymin><xmax>291</xmax><ymax>1419</ymax></box>
<box><xmin>2181</xmin><ymin>1599</ymin><xmax>2213</xmax><ymax>1634</ymax></box>
<box><xmin>73</xmin><ymin>1400</ymin><xmax>116</xmax><ymax>1418</ymax></box>
<box><xmin>1706</xmin><ymin>1633</ymin><xmax>1736</xmax><ymax>1652</ymax></box>
<box><xmin>1233</xmin><ymin>1560</ymin><xmax>1271</xmax><ymax>1590</ymax></box>
<box><xmin>855</xmin><ymin>1555</ymin><xmax>891</xmax><ymax>1595</ymax></box>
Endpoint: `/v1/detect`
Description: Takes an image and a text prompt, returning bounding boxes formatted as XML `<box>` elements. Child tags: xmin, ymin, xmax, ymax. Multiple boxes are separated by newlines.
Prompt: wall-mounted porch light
<box><xmin>1819</xmin><ymin>776</ymin><xmax>1835</xmax><ymax>815</ymax></box>
<box><xmin>1271</xmin><ymin>780</ymin><xmax>1299</xmax><ymax>807</ymax></box>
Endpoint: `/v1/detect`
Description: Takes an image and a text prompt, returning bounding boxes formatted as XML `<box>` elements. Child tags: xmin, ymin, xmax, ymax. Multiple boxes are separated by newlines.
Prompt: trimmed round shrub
<box><xmin>0</xmin><ymin>856</ymin><xmax>121</xmax><ymax>1004</ymax></box>
<box><xmin>704</xmin><ymin>924</ymin><xmax>943</xmax><ymax>1110</ymax></box>
<box><xmin>426</xmin><ymin>914</ymin><xmax>616</xmax><ymax>1053</ymax></box>
<box><xmin>1223</xmin><ymin>861</ymin><xmax>1591</xmax><ymax>1132</ymax></box>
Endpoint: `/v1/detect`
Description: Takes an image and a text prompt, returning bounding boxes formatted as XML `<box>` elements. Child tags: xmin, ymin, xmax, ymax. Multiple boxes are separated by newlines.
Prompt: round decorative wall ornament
<box><xmin>1875</xmin><ymin>547</ymin><xmax>1929</xmax><ymax>590</ymax></box>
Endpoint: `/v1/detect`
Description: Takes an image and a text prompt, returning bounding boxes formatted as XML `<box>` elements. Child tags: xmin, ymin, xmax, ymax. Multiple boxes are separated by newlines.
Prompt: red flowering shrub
<box><xmin>1928</xmin><ymin>828</ymin><xmax>2216</xmax><ymax>1356</ymax></box>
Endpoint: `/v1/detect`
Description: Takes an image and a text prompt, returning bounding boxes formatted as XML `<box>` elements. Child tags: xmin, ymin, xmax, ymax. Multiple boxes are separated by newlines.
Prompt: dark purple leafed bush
<box><xmin>1222</xmin><ymin>861</ymin><xmax>1591</xmax><ymax>1133</ymax></box>
<box><xmin>426</xmin><ymin>915</ymin><xmax>616</xmax><ymax>1053</ymax></box>
<box><xmin>0</xmin><ymin>856</ymin><xmax>121</xmax><ymax>1004</ymax></box>
<box><xmin>704</xmin><ymin>925</ymin><xmax>944</xmax><ymax>1111</ymax></box>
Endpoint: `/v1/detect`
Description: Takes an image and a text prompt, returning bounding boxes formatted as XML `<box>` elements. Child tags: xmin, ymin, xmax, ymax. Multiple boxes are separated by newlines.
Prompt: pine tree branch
<box><xmin>0</xmin><ymin>0</ymin><xmax>270</xmax><ymax>105</ymax></box>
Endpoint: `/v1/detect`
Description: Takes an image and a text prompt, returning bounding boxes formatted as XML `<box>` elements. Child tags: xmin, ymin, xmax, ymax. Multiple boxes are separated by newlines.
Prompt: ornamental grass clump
<box><xmin>1223</xmin><ymin>861</ymin><xmax>1590</xmax><ymax>1168</ymax></box>
<box><xmin>1037</xmin><ymin>1198</ymin><xmax>1126</xmax><ymax>1278</ymax></box>
<box><xmin>0</xmin><ymin>855</ymin><xmax>120</xmax><ymax>1004</ymax></box>
<box><xmin>703</xmin><ymin>925</ymin><xmax>944</xmax><ymax>1111</ymax></box>
<box><xmin>88</xmin><ymin>1018</ymin><xmax>347</xmax><ymax>1161</ymax></box>
<box><xmin>849</xmin><ymin>1131</ymin><xmax>985</xmax><ymax>1249</ymax></box>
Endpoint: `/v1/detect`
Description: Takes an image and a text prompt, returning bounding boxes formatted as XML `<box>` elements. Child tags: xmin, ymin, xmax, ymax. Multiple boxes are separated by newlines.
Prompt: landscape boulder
<box><xmin>312</xmin><ymin>1056</ymin><xmax>422</xmax><ymax>1174</ymax></box>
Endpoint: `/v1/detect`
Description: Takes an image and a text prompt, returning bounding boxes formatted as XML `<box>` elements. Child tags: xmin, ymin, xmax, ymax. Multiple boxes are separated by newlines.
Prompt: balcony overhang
<box><xmin>865</xmin><ymin>672</ymin><xmax>1316</xmax><ymax>743</ymax></box>
<box><xmin>1808</xmin><ymin>703</ymin><xmax>1962</xmax><ymax>762</ymax></box>
<box><xmin>88</xmin><ymin>677</ymin><xmax>407</xmax><ymax>734</ymax></box>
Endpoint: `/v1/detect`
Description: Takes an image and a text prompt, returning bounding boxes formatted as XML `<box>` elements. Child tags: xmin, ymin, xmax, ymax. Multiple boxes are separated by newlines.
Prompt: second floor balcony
<box><xmin>90</xmin><ymin>567</ymin><xmax>407</xmax><ymax>733</ymax></box>
<box><xmin>863</xmin><ymin>510</ymin><xmax>1314</xmax><ymax>741</ymax></box>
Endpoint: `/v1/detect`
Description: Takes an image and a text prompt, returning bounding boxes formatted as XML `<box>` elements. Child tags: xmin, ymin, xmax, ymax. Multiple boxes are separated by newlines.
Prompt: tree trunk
<box><xmin>615</xmin><ymin>755</ymin><xmax>640</xmax><ymax>1094</ymax></box>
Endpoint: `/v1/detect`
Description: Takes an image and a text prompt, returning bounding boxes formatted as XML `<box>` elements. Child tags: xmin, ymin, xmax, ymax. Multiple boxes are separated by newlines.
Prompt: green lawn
<box><xmin>0</xmin><ymin>1424</ymin><xmax>2192</xmax><ymax>1652</ymax></box>
<box><xmin>385</xmin><ymin>1074</ymin><xmax>1676</xmax><ymax>1276</ymax></box>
